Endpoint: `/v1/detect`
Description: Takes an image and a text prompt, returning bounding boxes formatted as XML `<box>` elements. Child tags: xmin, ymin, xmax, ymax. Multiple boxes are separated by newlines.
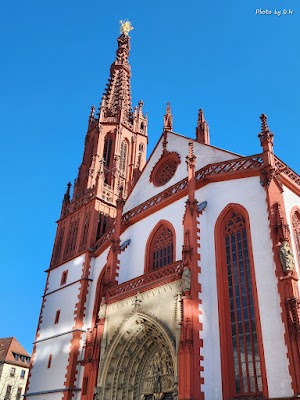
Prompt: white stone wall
<box><xmin>124</xmin><ymin>133</ymin><xmax>238</xmax><ymax>212</ymax></box>
<box><xmin>197</xmin><ymin>176</ymin><xmax>293</xmax><ymax>399</ymax></box>
<box><xmin>27</xmin><ymin>255</ymin><xmax>86</xmax><ymax>397</ymax></box>
<box><xmin>118</xmin><ymin>197</ymin><xmax>186</xmax><ymax>284</ymax></box>
<box><xmin>28</xmin><ymin>337</ymin><xmax>72</xmax><ymax>393</ymax></box>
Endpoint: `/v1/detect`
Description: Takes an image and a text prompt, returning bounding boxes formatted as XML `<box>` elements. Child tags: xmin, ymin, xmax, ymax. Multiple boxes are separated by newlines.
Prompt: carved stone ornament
<box><xmin>279</xmin><ymin>240</ymin><xmax>295</xmax><ymax>273</ymax></box>
<box><xmin>98</xmin><ymin>297</ymin><xmax>107</xmax><ymax>320</ymax></box>
<box><xmin>181</xmin><ymin>266</ymin><xmax>191</xmax><ymax>292</ymax></box>
<box><xmin>150</xmin><ymin>152</ymin><xmax>180</xmax><ymax>187</ymax></box>
<box><xmin>97</xmin><ymin>312</ymin><xmax>176</xmax><ymax>400</ymax></box>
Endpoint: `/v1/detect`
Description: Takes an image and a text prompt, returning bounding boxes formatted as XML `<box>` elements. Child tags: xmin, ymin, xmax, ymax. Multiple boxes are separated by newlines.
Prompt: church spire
<box><xmin>100</xmin><ymin>21</ymin><xmax>134</xmax><ymax>124</ymax></box>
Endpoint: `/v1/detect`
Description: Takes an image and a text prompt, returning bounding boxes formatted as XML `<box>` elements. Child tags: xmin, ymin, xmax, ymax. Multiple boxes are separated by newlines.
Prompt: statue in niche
<box><xmin>182</xmin><ymin>266</ymin><xmax>191</xmax><ymax>292</ymax></box>
<box><xmin>98</xmin><ymin>297</ymin><xmax>107</xmax><ymax>320</ymax></box>
<box><xmin>161</xmin><ymin>351</ymin><xmax>171</xmax><ymax>375</ymax></box>
<box><xmin>279</xmin><ymin>240</ymin><xmax>295</xmax><ymax>273</ymax></box>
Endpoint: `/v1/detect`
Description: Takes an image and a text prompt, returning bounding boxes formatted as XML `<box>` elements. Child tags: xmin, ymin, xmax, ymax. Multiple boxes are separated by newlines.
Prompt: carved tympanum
<box><xmin>97</xmin><ymin>314</ymin><xmax>176</xmax><ymax>399</ymax></box>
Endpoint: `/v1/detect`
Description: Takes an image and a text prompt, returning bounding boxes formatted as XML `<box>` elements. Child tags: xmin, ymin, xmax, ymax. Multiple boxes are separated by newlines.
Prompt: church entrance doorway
<box><xmin>97</xmin><ymin>313</ymin><xmax>177</xmax><ymax>400</ymax></box>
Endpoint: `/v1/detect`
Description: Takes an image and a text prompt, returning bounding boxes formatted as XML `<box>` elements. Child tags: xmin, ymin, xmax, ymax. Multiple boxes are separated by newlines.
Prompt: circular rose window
<box><xmin>150</xmin><ymin>153</ymin><xmax>180</xmax><ymax>187</ymax></box>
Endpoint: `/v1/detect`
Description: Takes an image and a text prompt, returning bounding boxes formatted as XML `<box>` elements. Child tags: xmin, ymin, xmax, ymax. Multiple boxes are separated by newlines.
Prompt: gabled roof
<box><xmin>0</xmin><ymin>337</ymin><xmax>30</xmax><ymax>367</ymax></box>
<box><xmin>124</xmin><ymin>131</ymin><xmax>240</xmax><ymax>213</ymax></box>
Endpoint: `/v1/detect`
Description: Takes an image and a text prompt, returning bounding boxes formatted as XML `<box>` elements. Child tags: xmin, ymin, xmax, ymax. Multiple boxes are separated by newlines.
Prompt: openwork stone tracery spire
<box><xmin>100</xmin><ymin>21</ymin><xmax>135</xmax><ymax>124</ymax></box>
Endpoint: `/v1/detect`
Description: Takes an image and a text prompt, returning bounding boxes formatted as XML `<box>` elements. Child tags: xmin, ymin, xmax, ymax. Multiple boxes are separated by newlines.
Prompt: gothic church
<box><xmin>25</xmin><ymin>22</ymin><xmax>300</xmax><ymax>400</ymax></box>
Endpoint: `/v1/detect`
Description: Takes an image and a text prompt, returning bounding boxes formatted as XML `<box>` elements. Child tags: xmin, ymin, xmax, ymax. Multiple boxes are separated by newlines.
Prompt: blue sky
<box><xmin>0</xmin><ymin>0</ymin><xmax>299</xmax><ymax>353</ymax></box>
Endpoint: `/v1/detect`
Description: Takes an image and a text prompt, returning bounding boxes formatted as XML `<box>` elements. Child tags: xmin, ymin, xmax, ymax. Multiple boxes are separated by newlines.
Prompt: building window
<box><xmin>20</xmin><ymin>370</ymin><xmax>25</xmax><ymax>379</ymax></box>
<box><xmin>119</xmin><ymin>140</ymin><xmax>128</xmax><ymax>177</ymax></box>
<box><xmin>16</xmin><ymin>388</ymin><xmax>22</xmax><ymax>400</ymax></box>
<box><xmin>150</xmin><ymin>152</ymin><xmax>180</xmax><ymax>187</ymax></box>
<box><xmin>292</xmin><ymin>211</ymin><xmax>300</xmax><ymax>267</ymax></box>
<box><xmin>148</xmin><ymin>224</ymin><xmax>174</xmax><ymax>271</ymax></box>
<box><xmin>216</xmin><ymin>209</ymin><xmax>264</xmax><ymax>398</ymax></box>
<box><xmin>103</xmin><ymin>134</ymin><xmax>113</xmax><ymax>183</ymax></box>
<box><xmin>82</xmin><ymin>376</ymin><xmax>89</xmax><ymax>395</ymax></box>
<box><xmin>47</xmin><ymin>355</ymin><xmax>52</xmax><ymax>369</ymax></box>
<box><xmin>52</xmin><ymin>227</ymin><xmax>65</xmax><ymax>265</ymax></box>
<box><xmin>10</xmin><ymin>367</ymin><xmax>15</xmax><ymax>377</ymax></box>
<box><xmin>81</xmin><ymin>213</ymin><xmax>91</xmax><ymax>247</ymax></box>
<box><xmin>65</xmin><ymin>219</ymin><xmax>79</xmax><ymax>254</ymax></box>
<box><xmin>61</xmin><ymin>270</ymin><xmax>68</xmax><ymax>286</ymax></box>
<box><xmin>96</xmin><ymin>212</ymin><xmax>108</xmax><ymax>241</ymax></box>
<box><xmin>4</xmin><ymin>385</ymin><xmax>12</xmax><ymax>400</ymax></box>
<box><xmin>54</xmin><ymin>309</ymin><xmax>61</xmax><ymax>324</ymax></box>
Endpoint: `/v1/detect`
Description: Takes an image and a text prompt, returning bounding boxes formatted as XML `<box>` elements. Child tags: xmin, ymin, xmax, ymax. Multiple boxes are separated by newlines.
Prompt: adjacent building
<box><xmin>25</xmin><ymin>22</ymin><xmax>300</xmax><ymax>400</ymax></box>
<box><xmin>0</xmin><ymin>338</ymin><xmax>30</xmax><ymax>400</ymax></box>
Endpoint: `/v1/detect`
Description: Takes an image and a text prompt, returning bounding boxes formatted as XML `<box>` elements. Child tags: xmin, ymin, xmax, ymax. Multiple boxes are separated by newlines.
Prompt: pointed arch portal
<box><xmin>97</xmin><ymin>313</ymin><xmax>176</xmax><ymax>400</ymax></box>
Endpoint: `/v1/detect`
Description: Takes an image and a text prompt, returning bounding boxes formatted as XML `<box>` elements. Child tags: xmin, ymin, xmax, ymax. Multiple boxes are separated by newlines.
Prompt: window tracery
<box><xmin>217</xmin><ymin>209</ymin><xmax>264</xmax><ymax>398</ymax></box>
<box><xmin>150</xmin><ymin>153</ymin><xmax>180</xmax><ymax>187</ymax></box>
<box><xmin>292</xmin><ymin>211</ymin><xmax>300</xmax><ymax>266</ymax></box>
<box><xmin>149</xmin><ymin>225</ymin><xmax>174</xmax><ymax>271</ymax></box>
<box><xmin>119</xmin><ymin>139</ymin><xmax>128</xmax><ymax>176</ymax></box>
<box><xmin>103</xmin><ymin>134</ymin><xmax>113</xmax><ymax>183</ymax></box>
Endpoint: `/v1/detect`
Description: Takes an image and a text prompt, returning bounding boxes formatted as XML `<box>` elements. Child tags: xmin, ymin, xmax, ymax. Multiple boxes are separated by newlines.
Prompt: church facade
<box><xmin>25</xmin><ymin>23</ymin><xmax>300</xmax><ymax>400</ymax></box>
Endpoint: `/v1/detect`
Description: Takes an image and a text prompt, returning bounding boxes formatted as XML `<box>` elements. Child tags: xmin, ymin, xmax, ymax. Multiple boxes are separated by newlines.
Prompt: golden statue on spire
<box><xmin>119</xmin><ymin>20</ymin><xmax>134</xmax><ymax>35</ymax></box>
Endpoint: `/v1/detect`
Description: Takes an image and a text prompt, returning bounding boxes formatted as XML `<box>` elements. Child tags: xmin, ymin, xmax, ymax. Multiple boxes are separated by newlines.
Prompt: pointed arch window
<box><xmin>119</xmin><ymin>139</ymin><xmax>128</xmax><ymax>177</ymax></box>
<box><xmin>292</xmin><ymin>211</ymin><xmax>300</xmax><ymax>266</ymax></box>
<box><xmin>103</xmin><ymin>134</ymin><xmax>113</xmax><ymax>183</ymax></box>
<box><xmin>216</xmin><ymin>209</ymin><xmax>264</xmax><ymax>398</ymax></box>
<box><xmin>148</xmin><ymin>224</ymin><xmax>174</xmax><ymax>271</ymax></box>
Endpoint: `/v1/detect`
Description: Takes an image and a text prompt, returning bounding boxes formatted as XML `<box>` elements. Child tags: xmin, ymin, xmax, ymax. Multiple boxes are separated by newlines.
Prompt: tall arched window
<box><xmin>148</xmin><ymin>223</ymin><xmax>174</xmax><ymax>271</ymax></box>
<box><xmin>216</xmin><ymin>207</ymin><xmax>265</xmax><ymax>399</ymax></box>
<box><xmin>292</xmin><ymin>210</ymin><xmax>300</xmax><ymax>266</ymax></box>
<box><xmin>119</xmin><ymin>139</ymin><xmax>128</xmax><ymax>177</ymax></box>
<box><xmin>103</xmin><ymin>134</ymin><xmax>113</xmax><ymax>183</ymax></box>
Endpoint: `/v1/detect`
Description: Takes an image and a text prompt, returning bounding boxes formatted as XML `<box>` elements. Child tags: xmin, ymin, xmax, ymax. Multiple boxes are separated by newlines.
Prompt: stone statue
<box><xmin>182</xmin><ymin>266</ymin><xmax>191</xmax><ymax>292</ymax></box>
<box><xmin>98</xmin><ymin>297</ymin><xmax>107</xmax><ymax>320</ymax></box>
<box><xmin>132</xmin><ymin>291</ymin><xmax>143</xmax><ymax>310</ymax></box>
<box><xmin>279</xmin><ymin>240</ymin><xmax>295</xmax><ymax>273</ymax></box>
<box><xmin>119</xmin><ymin>20</ymin><xmax>134</xmax><ymax>35</ymax></box>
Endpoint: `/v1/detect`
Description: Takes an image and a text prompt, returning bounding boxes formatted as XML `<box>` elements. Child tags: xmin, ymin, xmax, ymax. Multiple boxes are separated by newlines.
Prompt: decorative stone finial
<box><xmin>89</xmin><ymin>105</ymin><xmax>95</xmax><ymax>120</ymax></box>
<box><xmin>62</xmin><ymin>182</ymin><xmax>72</xmax><ymax>206</ymax></box>
<box><xmin>119</xmin><ymin>20</ymin><xmax>134</xmax><ymax>36</ymax></box>
<box><xmin>186</xmin><ymin>141</ymin><xmax>196</xmax><ymax>166</ymax></box>
<box><xmin>198</xmin><ymin>109</ymin><xmax>204</xmax><ymax>123</ymax></box>
<box><xmin>195</xmin><ymin>108</ymin><xmax>210</xmax><ymax>144</ymax></box>
<box><xmin>258</xmin><ymin>113</ymin><xmax>274</xmax><ymax>146</ymax></box>
<box><xmin>163</xmin><ymin>102</ymin><xmax>173</xmax><ymax>131</ymax></box>
<box><xmin>260</xmin><ymin>114</ymin><xmax>270</xmax><ymax>133</ymax></box>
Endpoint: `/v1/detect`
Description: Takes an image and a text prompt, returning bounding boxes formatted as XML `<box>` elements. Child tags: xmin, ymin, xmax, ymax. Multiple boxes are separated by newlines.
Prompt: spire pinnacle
<box><xmin>100</xmin><ymin>22</ymin><xmax>133</xmax><ymax>123</ymax></box>
<box><xmin>62</xmin><ymin>182</ymin><xmax>71</xmax><ymax>207</ymax></box>
<box><xmin>163</xmin><ymin>102</ymin><xmax>173</xmax><ymax>131</ymax></box>
<box><xmin>195</xmin><ymin>108</ymin><xmax>210</xmax><ymax>144</ymax></box>
<box><xmin>258</xmin><ymin>113</ymin><xmax>274</xmax><ymax>146</ymax></box>
<box><xmin>258</xmin><ymin>113</ymin><xmax>275</xmax><ymax>169</ymax></box>
<box><xmin>89</xmin><ymin>105</ymin><xmax>95</xmax><ymax>121</ymax></box>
